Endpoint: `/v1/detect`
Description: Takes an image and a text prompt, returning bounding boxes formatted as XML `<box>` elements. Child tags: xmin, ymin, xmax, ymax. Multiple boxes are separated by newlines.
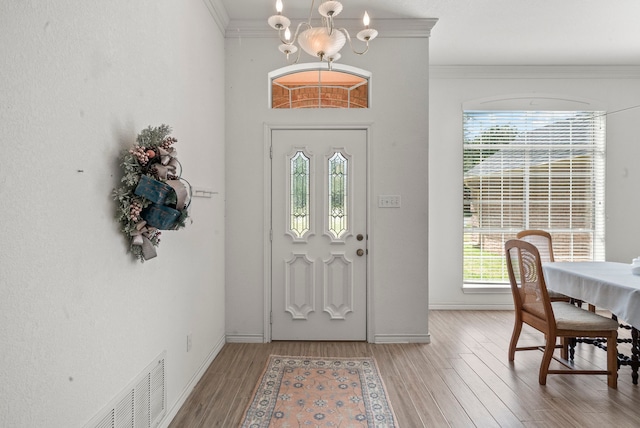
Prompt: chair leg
<box><xmin>607</xmin><ymin>332</ymin><xmax>618</xmax><ymax>388</ymax></box>
<box><xmin>560</xmin><ymin>337</ymin><xmax>569</xmax><ymax>360</ymax></box>
<box><xmin>539</xmin><ymin>334</ymin><xmax>556</xmax><ymax>385</ymax></box>
<box><xmin>509</xmin><ymin>320</ymin><xmax>523</xmax><ymax>361</ymax></box>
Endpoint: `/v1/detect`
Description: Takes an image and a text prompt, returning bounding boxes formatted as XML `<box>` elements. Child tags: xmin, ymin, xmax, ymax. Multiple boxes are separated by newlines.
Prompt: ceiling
<box><xmin>220</xmin><ymin>0</ymin><xmax>640</xmax><ymax>66</ymax></box>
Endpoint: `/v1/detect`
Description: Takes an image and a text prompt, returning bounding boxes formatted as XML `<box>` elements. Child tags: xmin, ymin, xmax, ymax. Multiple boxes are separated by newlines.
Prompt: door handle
<box><xmin>356</xmin><ymin>249</ymin><xmax>364</xmax><ymax>257</ymax></box>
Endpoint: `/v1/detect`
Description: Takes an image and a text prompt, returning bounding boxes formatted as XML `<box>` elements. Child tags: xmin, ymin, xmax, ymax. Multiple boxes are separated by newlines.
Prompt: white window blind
<box><xmin>463</xmin><ymin>110</ymin><xmax>606</xmax><ymax>284</ymax></box>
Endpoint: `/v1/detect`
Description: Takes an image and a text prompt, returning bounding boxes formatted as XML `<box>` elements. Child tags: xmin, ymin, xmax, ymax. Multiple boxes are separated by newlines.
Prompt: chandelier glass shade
<box><xmin>268</xmin><ymin>0</ymin><xmax>378</xmax><ymax>67</ymax></box>
<box><xmin>298</xmin><ymin>27</ymin><xmax>346</xmax><ymax>59</ymax></box>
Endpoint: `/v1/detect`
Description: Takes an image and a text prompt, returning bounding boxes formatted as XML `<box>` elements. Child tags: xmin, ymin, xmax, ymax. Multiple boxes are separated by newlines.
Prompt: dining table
<box><xmin>542</xmin><ymin>261</ymin><xmax>640</xmax><ymax>384</ymax></box>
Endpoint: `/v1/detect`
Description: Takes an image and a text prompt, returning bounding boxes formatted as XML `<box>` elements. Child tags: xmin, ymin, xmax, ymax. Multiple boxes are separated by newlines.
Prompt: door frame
<box><xmin>263</xmin><ymin>123</ymin><xmax>375</xmax><ymax>342</ymax></box>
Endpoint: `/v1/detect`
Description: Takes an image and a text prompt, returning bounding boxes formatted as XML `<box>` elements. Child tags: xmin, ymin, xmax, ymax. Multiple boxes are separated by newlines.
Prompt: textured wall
<box><xmin>0</xmin><ymin>1</ymin><xmax>225</xmax><ymax>426</ymax></box>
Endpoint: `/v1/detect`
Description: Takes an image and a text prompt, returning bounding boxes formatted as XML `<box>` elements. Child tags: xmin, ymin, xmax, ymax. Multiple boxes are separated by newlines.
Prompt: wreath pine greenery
<box><xmin>113</xmin><ymin>124</ymin><xmax>189</xmax><ymax>262</ymax></box>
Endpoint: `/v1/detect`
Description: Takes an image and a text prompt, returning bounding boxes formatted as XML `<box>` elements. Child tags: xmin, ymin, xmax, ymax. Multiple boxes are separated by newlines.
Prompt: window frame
<box><xmin>462</xmin><ymin>107</ymin><xmax>606</xmax><ymax>288</ymax></box>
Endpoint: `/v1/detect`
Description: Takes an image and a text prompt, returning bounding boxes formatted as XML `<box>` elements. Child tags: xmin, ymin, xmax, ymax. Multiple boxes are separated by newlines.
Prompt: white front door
<box><xmin>271</xmin><ymin>128</ymin><xmax>367</xmax><ymax>340</ymax></box>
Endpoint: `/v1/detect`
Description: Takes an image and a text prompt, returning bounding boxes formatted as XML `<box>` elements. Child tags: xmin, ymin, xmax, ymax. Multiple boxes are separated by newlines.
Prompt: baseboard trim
<box><xmin>429</xmin><ymin>305</ymin><xmax>514</xmax><ymax>310</ymax></box>
<box><xmin>225</xmin><ymin>334</ymin><xmax>265</xmax><ymax>343</ymax></box>
<box><xmin>373</xmin><ymin>334</ymin><xmax>431</xmax><ymax>344</ymax></box>
<box><xmin>160</xmin><ymin>333</ymin><xmax>226</xmax><ymax>428</ymax></box>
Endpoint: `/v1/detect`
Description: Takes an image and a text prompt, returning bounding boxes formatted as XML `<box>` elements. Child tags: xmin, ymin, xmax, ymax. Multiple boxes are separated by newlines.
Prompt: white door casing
<box><xmin>270</xmin><ymin>128</ymin><xmax>368</xmax><ymax>341</ymax></box>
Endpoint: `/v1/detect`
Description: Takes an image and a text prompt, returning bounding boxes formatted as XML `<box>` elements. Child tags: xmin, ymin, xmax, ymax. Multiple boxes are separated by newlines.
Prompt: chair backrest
<box><xmin>516</xmin><ymin>230</ymin><xmax>554</xmax><ymax>262</ymax></box>
<box><xmin>505</xmin><ymin>239</ymin><xmax>555</xmax><ymax>327</ymax></box>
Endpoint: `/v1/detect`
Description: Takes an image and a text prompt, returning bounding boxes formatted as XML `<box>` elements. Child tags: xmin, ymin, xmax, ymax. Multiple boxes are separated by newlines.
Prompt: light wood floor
<box><xmin>169</xmin><ymin>310</ymin><xmax>640</xmax><ymax>427</ymax></box>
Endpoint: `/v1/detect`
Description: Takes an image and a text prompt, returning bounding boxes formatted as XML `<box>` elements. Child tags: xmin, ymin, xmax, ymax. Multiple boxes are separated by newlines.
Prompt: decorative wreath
<box><xmin>113</xmin><ymin>124</ymin><xmax>191</xmax><ymax>262</ymax></box>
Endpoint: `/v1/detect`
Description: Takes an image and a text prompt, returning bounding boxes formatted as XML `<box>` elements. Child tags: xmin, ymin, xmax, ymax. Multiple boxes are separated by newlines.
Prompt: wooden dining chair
<box><xmin>505</xmin><ymin>239</ymin><xmax>619</xmax><ymax>388</ymax></box>
<box><xmin>516</xmin><ymin>229</ymin><xmax>596</xmax><ymax>311</ymax></box>
<box><xmin>516</xmin><ymin>229</ymin><xmax>555</xmax><ymax>261</ymax></box>
<box><xmin>516</xmin><ymin>230</ymin><xmax>570</xmax><ymax>302</ymax></box>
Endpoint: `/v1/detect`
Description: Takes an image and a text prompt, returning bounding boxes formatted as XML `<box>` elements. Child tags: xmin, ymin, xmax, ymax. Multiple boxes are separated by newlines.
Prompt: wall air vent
<box><xmin>84</xmin><ymin>351</ymin><xmax>166</xmax><ymax>428</ymax></box>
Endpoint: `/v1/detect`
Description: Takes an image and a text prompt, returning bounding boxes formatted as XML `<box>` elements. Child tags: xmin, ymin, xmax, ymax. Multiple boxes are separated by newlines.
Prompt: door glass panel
<box><xmin>290</xmin><ymin>151</ymin><xmax>310</xmax><ymax>238</ymax></box>
<box><xmin>328</xmin><ymin>152</ymin><xmax>348</xmax><ymax>239</ymax></box>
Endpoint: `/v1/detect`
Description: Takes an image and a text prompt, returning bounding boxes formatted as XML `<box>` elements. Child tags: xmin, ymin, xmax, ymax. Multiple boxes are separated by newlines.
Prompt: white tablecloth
<box><xmin>542</xmin><ymin>261</ymin><xmax>640</xmax><ymax>328</ymax></box>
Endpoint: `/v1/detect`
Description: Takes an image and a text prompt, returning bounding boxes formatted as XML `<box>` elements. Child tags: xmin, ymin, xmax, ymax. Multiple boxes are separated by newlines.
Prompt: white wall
<box><xmin>429</xmin><ymin>66</ymin><xmax>640</xmax><ymax>309</ymax></box>
<box><xmin>224</xmin><ymin>31</ymin><xmax>432</xmax><ymax>342</ymax></box>
<box><xmin>0</xmin><ymin>1</ymin><xmax>225</xmax><ymax>426</ymax></box>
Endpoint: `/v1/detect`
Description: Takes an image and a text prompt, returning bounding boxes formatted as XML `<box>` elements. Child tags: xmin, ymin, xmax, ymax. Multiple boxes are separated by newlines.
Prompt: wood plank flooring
<box><xmin>168</xmin><ymin>310</ymin><xmax>640</xmax><ymax>427</ymax></box>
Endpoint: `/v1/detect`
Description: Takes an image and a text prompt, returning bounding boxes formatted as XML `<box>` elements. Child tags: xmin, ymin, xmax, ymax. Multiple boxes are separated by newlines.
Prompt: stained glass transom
<box><xmin>328</xmin><ymin>152</ymin><xmax>348</xmax><ymax>238</ymax></box>
<box><xmin>290</xmin><ymin>151</ymin><xmax>310</xmax><ymax>238</ymax></box>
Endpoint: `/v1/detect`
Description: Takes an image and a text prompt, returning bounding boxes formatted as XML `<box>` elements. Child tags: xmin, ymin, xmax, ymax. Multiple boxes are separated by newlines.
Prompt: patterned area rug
<box><xmin>241</xmin><ymin>355</ymin><xmax>398</xmax><ymax>427</ymax></box>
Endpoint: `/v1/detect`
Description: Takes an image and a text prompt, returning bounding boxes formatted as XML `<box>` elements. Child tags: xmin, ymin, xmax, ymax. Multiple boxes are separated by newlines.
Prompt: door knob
<box><xmin>356</xmin><ymin>249</ymin><xmax>364</xmax><ymax>257</ymax></box>
<box><xmin>357</xmin><ymin>234</ymin><xmax>364</xmax><ymax>241</ymax></box>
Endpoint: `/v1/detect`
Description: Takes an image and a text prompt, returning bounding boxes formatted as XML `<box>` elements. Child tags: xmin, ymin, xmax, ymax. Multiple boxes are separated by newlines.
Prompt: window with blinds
<box><xmin>463</xmin><ymin>110</ymin><xmax>606</xmax><ymax>284</ymax></box>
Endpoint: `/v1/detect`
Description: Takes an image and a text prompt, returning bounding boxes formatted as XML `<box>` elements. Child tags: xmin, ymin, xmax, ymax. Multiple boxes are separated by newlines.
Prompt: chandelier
<box><xmin>267</xmin><ymin>0</ymin><xmax>378</xmax><ymax>67</ymax></box>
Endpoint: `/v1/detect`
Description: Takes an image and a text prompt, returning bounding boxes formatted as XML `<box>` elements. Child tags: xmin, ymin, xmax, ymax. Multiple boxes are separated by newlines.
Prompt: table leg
<box><xmin>632</xmin><ymin>327</ymin><xmax>639</xmax><ymax>385</ymax></box>
<box><xmin>569</xmin><ymin>337</ymin><xmax>576</xmax><ymax>361</ymax></box>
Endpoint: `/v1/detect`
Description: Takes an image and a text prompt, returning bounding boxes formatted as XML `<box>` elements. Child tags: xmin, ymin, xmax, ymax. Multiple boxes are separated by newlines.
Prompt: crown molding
<box><xmin>225</xmin><ymin>18</ymin><xmax>438</xmax><ymax>39</ymax></box>
<box><xmin>203</xmin><ymin>0</ymin><xmax>230</xmax><ymax>36</ymax></box>
<box><xmin>430</xmin><ymin>65</ymin><xmax>640</xmax><ymax>79</ymax></box>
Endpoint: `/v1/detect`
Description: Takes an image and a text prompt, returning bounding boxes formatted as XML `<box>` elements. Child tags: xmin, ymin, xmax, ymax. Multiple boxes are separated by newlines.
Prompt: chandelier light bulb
<box><xmin>363</xmin><ymin>11</ymin><xmax>370</xmax><ymax>28</ymax></box>
<box><xmin>284</xmin><ymin>27</ymin><xmax>291</xmax><ymax>41</ymax></box>
<box><xmin>276</xmin><ymin>0</ymin><xmax>283</xmax><ymax>14</ymax></box>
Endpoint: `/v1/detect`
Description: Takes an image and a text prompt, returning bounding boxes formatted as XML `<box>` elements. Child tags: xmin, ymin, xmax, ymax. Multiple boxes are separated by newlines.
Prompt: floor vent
<box><xmin>85</xmin><ymin>351</ymin><xmax>166</xmax><ymax>428</ymax></box>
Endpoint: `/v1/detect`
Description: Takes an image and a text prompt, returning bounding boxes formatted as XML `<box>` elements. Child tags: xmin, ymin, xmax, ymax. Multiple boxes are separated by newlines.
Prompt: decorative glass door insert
<box><xmin>289</xmin><ymin>150</ymin><xmax>311</xmax><ymax>239</ymax></box>
<box><xmin>327</xmin><ymin>151</ymin><xmax>348</xmax><ymax>239</ymax></box>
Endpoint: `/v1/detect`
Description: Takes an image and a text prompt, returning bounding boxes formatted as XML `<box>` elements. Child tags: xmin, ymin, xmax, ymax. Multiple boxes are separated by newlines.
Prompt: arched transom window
<box><xmin>269</xmin><ymin>63</ymin><xmax>371</xmax><ymax>109</ymax></box>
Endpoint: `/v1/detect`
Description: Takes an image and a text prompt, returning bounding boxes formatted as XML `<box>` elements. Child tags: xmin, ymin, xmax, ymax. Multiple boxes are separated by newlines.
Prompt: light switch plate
<box><xmin>378</xmin><ymin>195</ymin><xmax>401</xmax><ymax>208</ymax></box>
